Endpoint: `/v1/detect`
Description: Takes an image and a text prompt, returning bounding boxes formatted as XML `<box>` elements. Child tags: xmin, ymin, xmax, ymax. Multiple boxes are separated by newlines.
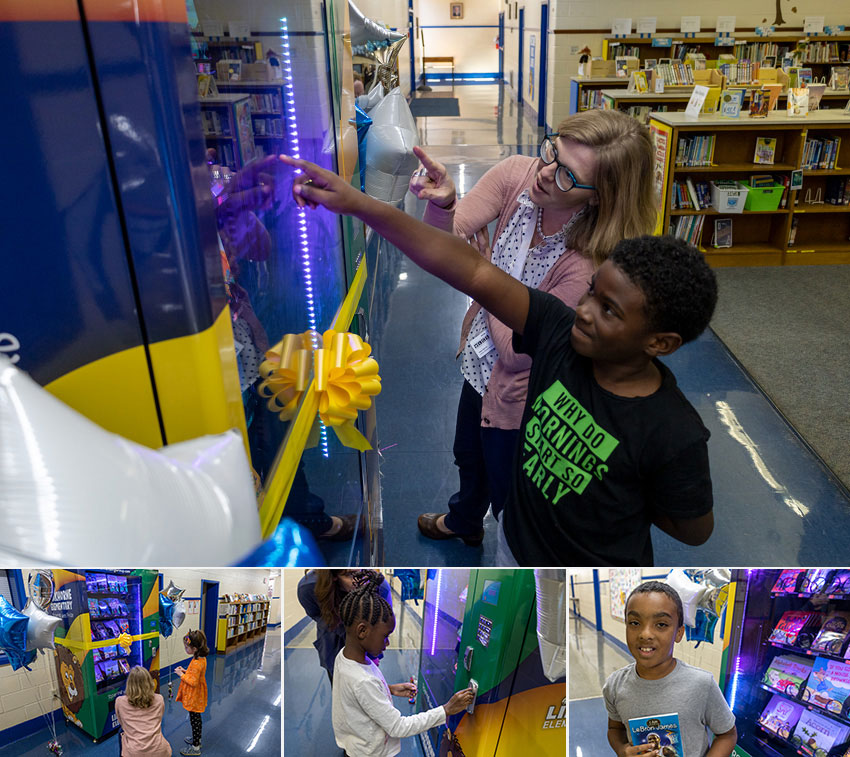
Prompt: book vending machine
<box><xmin>415</xmin><ymin>569</ymin><xmax>566</xmax><ymax>757</ymax></box>
<box><xmin>720</xmin><ymin>569</ymin><xmax>850</xmax><ymax>757</ymax></box>
<box><xmin>48</xmin><ymin>570</ymin><xmax>160</xmax><ymax>741</ymax></box>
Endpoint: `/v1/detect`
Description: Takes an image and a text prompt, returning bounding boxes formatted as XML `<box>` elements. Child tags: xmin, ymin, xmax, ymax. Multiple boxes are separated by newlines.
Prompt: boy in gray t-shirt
<box><xmin>603</xmin><ymin>581</ymin><xmax>737</xmax><ymax>757</ymax></box>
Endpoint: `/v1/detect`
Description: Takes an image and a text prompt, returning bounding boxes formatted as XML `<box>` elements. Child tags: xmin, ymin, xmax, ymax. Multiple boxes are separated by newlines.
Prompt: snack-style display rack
<box><xmin>49</xmin><ymin>570</ymin><xmax>160</xmax><ymax>742</ymax></box>
<box><xmin>720</xmin><ymin>569</ymin><xmax>850</xmax><ymax>757</ymax></box>
<box><xmin>216</xmin><ymin>594</ymin><xmax>270</xmax><ymax>653</ymax></box>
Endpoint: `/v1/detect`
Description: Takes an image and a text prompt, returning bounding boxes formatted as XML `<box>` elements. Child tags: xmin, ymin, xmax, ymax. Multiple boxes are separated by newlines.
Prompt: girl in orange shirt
<box><xmin>175</xmin><ymin>630</ymin><xmax>209</xmax><ymax>756</ymax></box>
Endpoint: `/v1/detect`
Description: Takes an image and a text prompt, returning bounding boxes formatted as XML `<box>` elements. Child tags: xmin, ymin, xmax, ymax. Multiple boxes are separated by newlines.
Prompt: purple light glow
<box><xmin>728</xmin><ymin>569</ymin><xmax>755</xmax><ymax>712</ymax></box>
<box><xmin>430</xmin><ymin>570</ymin><xmax>443</xmax><ymax>656</ymax></box>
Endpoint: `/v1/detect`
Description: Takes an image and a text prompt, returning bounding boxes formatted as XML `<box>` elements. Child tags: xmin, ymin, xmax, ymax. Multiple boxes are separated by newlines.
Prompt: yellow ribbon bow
<box><xmin>116</xmin><ymin>632</ymin><xmax>133</xmax><ymax>653</ymax></box>
<box><xmin>258</xmin><ymin>329</ymin><xmax>381</xmax><ymax>452</ymax></box>
<box><xmin>258</xmin><ymin>331</ymin><xmax>317</xmax><ymax>422</ymax></box>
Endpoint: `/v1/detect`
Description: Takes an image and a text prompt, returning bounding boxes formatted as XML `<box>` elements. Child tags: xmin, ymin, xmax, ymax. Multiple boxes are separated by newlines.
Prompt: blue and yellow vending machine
<box><xmin>48</xmin><ymin>570</ymin><xmax>160</xmax><ymax>742</ymax></box>
<box><xmin>416</xmin><ymin>569</ymin><xmax>566</xmax><ymax>757</ymax></box>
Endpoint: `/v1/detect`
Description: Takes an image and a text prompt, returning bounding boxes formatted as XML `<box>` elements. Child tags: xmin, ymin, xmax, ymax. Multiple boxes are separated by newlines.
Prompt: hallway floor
<box><xmin>1</xmin><ymin>629</ymin><xmax>281</xmax><ymax>756</ymax></box>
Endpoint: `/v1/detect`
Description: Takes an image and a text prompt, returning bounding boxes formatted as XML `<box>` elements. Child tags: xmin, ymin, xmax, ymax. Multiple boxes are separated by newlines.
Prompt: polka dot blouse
<box><xmin>461</xmin><ymin>190</ymin><xmax>586</xmax><ymax>395</ymax></box>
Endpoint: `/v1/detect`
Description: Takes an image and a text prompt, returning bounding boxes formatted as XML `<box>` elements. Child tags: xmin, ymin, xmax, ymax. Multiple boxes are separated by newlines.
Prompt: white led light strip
<box><xmin>280</xmin><ymin>18</ymin><xmax>329</xmax><ymax>457</ymax></box>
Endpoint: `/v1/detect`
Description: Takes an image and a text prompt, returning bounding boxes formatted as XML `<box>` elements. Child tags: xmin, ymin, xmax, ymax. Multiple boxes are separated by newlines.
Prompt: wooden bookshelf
<box><xmin>601</xmin><ymin>88</ymin><xmax>850</xmax><ymax>124</ymax></box>
<box><xmin>603</xmin><ymin>33</ymin><xmax>850</xmax><ymax>71</ymax></box>
<box><xmin>216</xmin><ymin>597</ymin><xmax>270</xmax><ymax>654</ymax></box>
<box><xmin>569</xmin><ymin>76</ymin><xmax>629</xmax><ymax>114</ymax></box>
<box><xmin>650</xmin><ymin>110</ymin><xmax>850</xmax><ymax>267</ymax></box>
<box><xmin>198</xmin><ymin>93</ymin><xmax>255</xmax><ymax>170</ymax></box>
<box><xmin>215</xmin><ymin>81</ymin><xmax>288</xmax><ymax>159</ymax></box>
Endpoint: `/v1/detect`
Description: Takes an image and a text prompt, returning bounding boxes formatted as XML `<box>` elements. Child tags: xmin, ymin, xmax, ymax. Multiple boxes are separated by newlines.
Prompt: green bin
<box><xmin>741</xmin><ymin>182</ymin><xmax>784</xmax><ymax>211</ymax></box>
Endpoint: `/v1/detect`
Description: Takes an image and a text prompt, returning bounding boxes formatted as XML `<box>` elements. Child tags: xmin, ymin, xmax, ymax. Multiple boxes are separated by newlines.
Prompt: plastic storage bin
<box><xmin>740</xmin><ymin>182</ymin><xmax>784</xmax><ymax>211</ymax></box>
<box><xmin>710</xmin><ymin>181</ymin><xmax>749</xmax><ymax>214</ymax></box>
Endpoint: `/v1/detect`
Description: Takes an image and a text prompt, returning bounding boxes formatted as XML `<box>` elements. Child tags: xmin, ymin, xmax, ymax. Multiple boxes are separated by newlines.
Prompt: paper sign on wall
<box><xmin>716</xmin><ymin>16</ymin><xmax>736</xmax><ymax>34</ymax></box>
<box><xmin>681</xmin><ymin>16</ymin><xmax>701</xmax><ymax>34</ymax></box>
<box><xmin>611</xmin><ymin>18</ymin><xmax>632</xmax><ymax>36</ymax></box>
<box><xmin>202</xmin><ymin>21</ymin><xmax>224</xmax><ymax>38</ymax></box>
<box><xmin>804</xmin><ymin>16</ymin><xmax>825</xmax><ymax>35</ymax></box>
<box><xmin>685</xmin><ymin>85</ymin><xmax>709</xmax><ymax>119</ymax></box>
<box><xmin>637</xmin><ymin>18</ymin><xmax>657</xmax><ymax>35</ymax></box>
<box><xmin>228</xmin><ymin>21</ymin><xmax>251</xmax><ymax>39</ymax></box>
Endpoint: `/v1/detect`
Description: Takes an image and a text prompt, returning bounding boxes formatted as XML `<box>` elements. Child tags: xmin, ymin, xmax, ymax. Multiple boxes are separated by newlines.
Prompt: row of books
<box><xmin>759</xmin><ymin>693</ymin><xmax>849</xmax><ymax>756</ymax></box>
<box><xmin>655</xmin><ymin>60</ymin><xmax>694</xmax><ymax>86</ymax></box>
<box><xmin>623</xmin><ymin>104</ymin><xmax>669</xmax><ymax>124</ymax></box>
<box><xmin>253</xmin><ymin>118</ymin><xmax>284</xmax><ymax>136</ymax></box>
<box><xmin>732</xmin><ymin>42</ymin><xmax>791</xmax><ymax>63</ymax></box>
<box><xmin>245</xmin><ymin>92</ymin><xmax>281</xmax><ymax>113</ymax></box>
<box><xmin>580</xmin><ymin>90</ymin><xmax>606</xmax><ymax>109</ymax></box>
<box><xmin>802</xmin><ymin>137</ymin><xmax>842</xmax><ymax>170</ymax></box>
<box><xmin>674</xmin><ymin>135</ymin><xmax>716</xmax><ymax>167</ymax></box>
<box><xmin>671</xmin><ymin>42</ymin><xmax>701</xmax><ymax>61</ymax></box>
<box><xmin>671</xmin><ymin>178</ymin><xmax>712</xmax><ymax>210</ymax></box>
<box><xmin>201</xmin><ymin>110</ymin><xmax>233</xmax><ymax>136</ymax></box>
<box><xmin>668</xmin><ymin>214</ymin><xmax>705</xmax><ymax>245</ymax></box>
<box><xmin>210</xmin><ymin>142</ymin><xmax>238</xmax><ymax>168</ymax></box>
<box><xmin>717</xmin><ymin>60</ymin><xmax>761</xmax><ymax>85</ymax></box>
<box><xmin>798</xmin><ymin>41</ymin><xmax>850</xmax><ymax>64</ymax></box>
<box><xmin>820</xmin><ymin>176</ymin><xmax>850</xmax><ymax>205</ymax></box>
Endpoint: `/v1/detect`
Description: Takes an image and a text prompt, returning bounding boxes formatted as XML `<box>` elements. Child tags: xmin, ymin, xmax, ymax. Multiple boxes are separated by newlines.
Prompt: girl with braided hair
<box><xmin>331</xmin><ymin>572</ymin><xmax>474</xmax><ymax>756</ymax></box>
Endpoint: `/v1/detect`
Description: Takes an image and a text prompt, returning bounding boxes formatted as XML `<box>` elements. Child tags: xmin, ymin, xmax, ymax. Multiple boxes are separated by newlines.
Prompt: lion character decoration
<box><xmin>54</xmin><ymin>645</ymin><xmax>85</xmax><ymax>727</ymax></box>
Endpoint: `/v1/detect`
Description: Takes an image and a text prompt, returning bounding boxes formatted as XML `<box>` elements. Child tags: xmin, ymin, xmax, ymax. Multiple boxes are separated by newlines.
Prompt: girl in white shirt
<box><xmin>331</xmin><ymin>572</ymin><xmax>474</xmax><ymax>757</ymax></box>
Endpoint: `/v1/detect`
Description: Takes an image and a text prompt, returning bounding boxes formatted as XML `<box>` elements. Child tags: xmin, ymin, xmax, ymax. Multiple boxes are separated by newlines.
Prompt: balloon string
<box><xmin>24</xmin><ymin>660</ymin><xmax>59</xmax><ymax>743</ymax></box>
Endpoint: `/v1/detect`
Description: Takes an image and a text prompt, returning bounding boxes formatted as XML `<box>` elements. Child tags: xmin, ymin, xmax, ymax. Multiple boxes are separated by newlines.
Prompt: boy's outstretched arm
<box><xmin>279</xmin><ymin>155</ymin><xmax>530</xmax><ymax>335</ymax></box>
<box><xmin>652</xmin><ymin>511</ymin><xmax>714</xmax><ymax>546</ymax></box>
<box><xmin>706</xmin><ymin>725</ymin><xmax>737</xmax><ymax>757</ymax></box>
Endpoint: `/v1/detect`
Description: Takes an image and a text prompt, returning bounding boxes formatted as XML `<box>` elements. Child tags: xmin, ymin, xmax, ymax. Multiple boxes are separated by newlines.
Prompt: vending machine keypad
<box><xmin>477</xmin><ymin>615</ymin><xmax>493</xmax><ymax>647</ymax></box>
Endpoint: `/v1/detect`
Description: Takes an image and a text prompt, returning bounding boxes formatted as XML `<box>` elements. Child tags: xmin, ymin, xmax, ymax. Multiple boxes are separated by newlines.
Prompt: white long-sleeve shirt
<box><xmin>331</xmin><ymin>649</ymin><xmax>446</xmax><ymax>757</ymax></box>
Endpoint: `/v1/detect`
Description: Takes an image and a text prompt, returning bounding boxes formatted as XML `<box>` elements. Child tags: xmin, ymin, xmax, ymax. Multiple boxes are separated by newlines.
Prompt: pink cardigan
<box><xmin>422</xmin><ymin>155</ymin><xmax>594</xmax><ymax>430</ymax></box>
<box><xmin>115</xmin><ymin>693</ymin><xmax>172</xmax><ymax>757</ymax></box>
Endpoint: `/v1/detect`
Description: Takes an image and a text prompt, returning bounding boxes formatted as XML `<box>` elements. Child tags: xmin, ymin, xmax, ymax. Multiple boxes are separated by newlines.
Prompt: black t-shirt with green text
<box><xmin>505</xmin><ymin>287</ymin><xmax>713</xmax><ymax>566</ymax></box>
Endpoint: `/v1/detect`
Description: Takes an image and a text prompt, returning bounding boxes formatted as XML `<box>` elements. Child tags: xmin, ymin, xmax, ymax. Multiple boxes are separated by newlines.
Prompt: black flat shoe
<box><xmin>318</xmin><ymin>514</ymin><xmax>359</xmax><ymax>542</ymax></box>
<box><xmin>418</xmin><ymin>513</ymin><xmax>484</xmax><ymax>547</ymax></box>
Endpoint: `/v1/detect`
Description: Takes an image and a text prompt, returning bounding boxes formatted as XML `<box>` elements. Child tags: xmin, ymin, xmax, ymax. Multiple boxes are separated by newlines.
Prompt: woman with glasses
<box><xmin>409</xmin><ymin>109</ymin><xmax>656</xmax><ymax>547</ymax></box>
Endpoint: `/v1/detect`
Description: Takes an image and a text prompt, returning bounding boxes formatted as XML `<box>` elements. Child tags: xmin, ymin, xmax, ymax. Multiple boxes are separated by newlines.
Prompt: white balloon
<box><xmin>666</xmin><ymin>569</ymin><xmax>707</xmax><ymax>628</ymax></box>
<box><xmin>364</xmin><ymin>88</ymin><xmax>420</xmax><ymax>204</ymax></box>
<box><xmin>172</xmin><ymin>601</ymin><xmax>187</xmax><ymax>629</ymax></box>
<box><xmin>22</xmin><ymin>600</ymin><xmax>61</xmax><ymax>651</ymax></box>
<box><xmin>0</xmin><ymin>357</ymin><xmax>261</xmax><ymax>565</ymax></box>
<box><xmin>534</xmin><ymin>569</ymin><xmax>566</xmax><ymax>682</ymax></box>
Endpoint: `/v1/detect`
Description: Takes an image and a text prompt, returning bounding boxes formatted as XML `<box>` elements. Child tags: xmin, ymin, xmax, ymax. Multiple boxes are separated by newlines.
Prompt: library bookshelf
<box><xmin>216</xmin><ymin>597</ymin><xmax>270</xmax><ymax>654</ymax></box>
<box><xmin>215</xmin><ymin>81</ymin><xmax>288</xmax><ymax>159</ymax></box>
<box><xmin>603</xmin><ymin>33</ymin><xmax>850</xmax><ymax>76</ymax></box>
<box><xmin>601</xmin><ymin>88</ymin><xmax>850</xmax><ymax>124</ymax></box>
<box><xmin>650</xmin><ymin>111</ymin><xmax>850</xmax><ymax>267</ymax></box>
<box><xmin>198</xmin><ymin>93</ymin><xmax>255</xmax><ymax>170</ymax></box>
<box><xmin>569</xmin><ymin>76</ymin><xmax>629</xmax><ymax>114</ymax></box>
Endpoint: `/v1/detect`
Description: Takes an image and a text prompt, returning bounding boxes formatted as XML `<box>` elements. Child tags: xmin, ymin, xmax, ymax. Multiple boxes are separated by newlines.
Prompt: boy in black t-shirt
<box><xmin>280</xmin><ymin>155</ymin><xmax>718</xmax><ymax>567</ymax></box>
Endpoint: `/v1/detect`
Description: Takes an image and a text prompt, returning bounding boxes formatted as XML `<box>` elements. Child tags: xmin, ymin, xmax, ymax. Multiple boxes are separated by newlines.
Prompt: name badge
<box><xmin>469</xmin><ymin>329</ymin><xmax>495</xmax><ymax>358</ymax></box>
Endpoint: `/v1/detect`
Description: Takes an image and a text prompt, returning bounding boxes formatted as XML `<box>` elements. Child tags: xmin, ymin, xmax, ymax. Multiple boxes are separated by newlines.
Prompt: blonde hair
<box><xmin>125</xmin><ymin>666</ymin><xmax>155</xmax><ymax>709</ymax></box>
<box><xmin>557</xmin><ymin>109</ymin><xmax>657</xmax><ymax>267</ymax></box>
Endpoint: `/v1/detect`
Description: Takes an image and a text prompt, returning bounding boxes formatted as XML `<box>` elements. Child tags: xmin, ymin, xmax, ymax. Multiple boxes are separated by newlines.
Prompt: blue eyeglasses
<box><xmin>539</xmin><ymin>135</ymin><xmax>597</xmax><ymax>193</ymax></box>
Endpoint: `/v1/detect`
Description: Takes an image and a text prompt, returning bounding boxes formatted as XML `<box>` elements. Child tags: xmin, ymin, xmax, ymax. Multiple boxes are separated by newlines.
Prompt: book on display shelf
<box><xmin>712</xmin><ymin>218</ymin><xmax>733</xmax><ymax>248</ymax></box>
<box><xmin>753</xmin><ymin>137</ymin><xmax>777</xmax><ymax>164</ymax></box>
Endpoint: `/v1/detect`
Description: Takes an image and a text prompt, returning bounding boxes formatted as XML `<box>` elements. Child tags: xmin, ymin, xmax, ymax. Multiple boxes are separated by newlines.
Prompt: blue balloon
<box><xmin>354</xmin><ymin>104</ymin><xmax>372</xmax><ymax>192</ymax></box>
<box><xmin>159</xmin><ymin>594</ymin><xmax>175</xmax><ymax>638</ymax></box>
<box><xmin>235</xmin><ymin>517</ymin><xmax>325</xmax><ymax>567</ymax></box>
<box><xmin>0</xmin><ymin>595</ymin><xmax>33</xmax><ymax>670</ymax></box>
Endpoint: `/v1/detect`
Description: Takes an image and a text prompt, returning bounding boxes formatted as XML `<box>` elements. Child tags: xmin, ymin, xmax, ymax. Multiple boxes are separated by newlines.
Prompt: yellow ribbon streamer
<box><xmin>55</xmin><ymin>631</ymin><xmax>158</xmax><ymax>653</ymax></box>
<box><xmin>258</xmin><ymin>256</ymin><xmax>372</xmax><ymax>538</ymax></box>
